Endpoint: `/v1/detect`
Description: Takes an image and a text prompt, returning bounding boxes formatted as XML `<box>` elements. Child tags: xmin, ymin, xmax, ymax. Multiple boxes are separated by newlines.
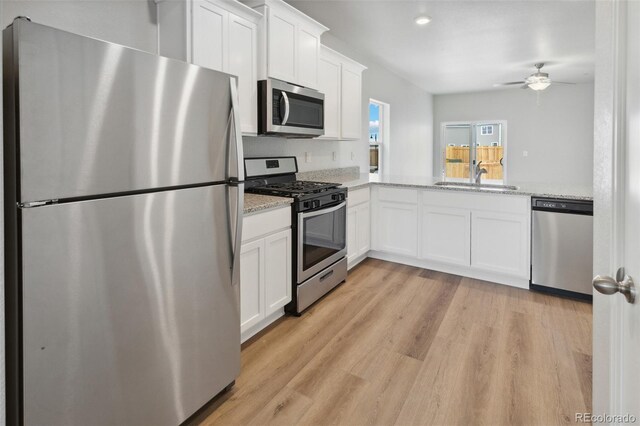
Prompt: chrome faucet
<box><xmin>474</xmin><ymin>161</ymin><xmax>488</xmax><ymax>184</ymax></box>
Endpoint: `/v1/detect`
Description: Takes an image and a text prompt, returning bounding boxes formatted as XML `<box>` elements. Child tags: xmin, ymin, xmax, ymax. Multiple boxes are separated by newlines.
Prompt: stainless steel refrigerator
<box><xmin>3</xmin><ymin>18</ymin><xmax>244</xmax><ymax>425</ymax></box>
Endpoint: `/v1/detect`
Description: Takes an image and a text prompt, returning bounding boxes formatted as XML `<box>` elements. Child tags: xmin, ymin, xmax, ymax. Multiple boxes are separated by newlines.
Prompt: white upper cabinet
<box><xmin>192</xmin><ymin>1</ymin><xmax>228</xmax><ymax>71</ymax></box>
<box><xmin>158</xmin><ymin>0</ymin><xmax>261</xmax><ymax>135</ymax></box>
<box><xmin>318</xmin><ymin>45</ymin><xmax>366</xmax><ymax>140</ymax></box>
<box><xmin>266</xmin><ymin>6</ymin><xmax>297</xmax><ymax>82</ymax></box>
<box><xmin>340</xmin><ymin>61</ymin><xmax>364</xmax><ymax>140</ymax></box>
<box><xmin>296</xmin><ymin>25</ymin><xmax>321</xmax><ymax>88</ymax></box>
<box><xmin>228</xmin><ymin>13</ymin><xmax>259</xmax><ymax>134</ymax></box>
<box><xmin>245</xmin><ymin>0</ymin><xmax>328</xmax><ymax>89</ymax></box>
<box><xmin>318</xmin><ymin>48</ymin><xmax>341</xmax><ymax>139</ymax></box>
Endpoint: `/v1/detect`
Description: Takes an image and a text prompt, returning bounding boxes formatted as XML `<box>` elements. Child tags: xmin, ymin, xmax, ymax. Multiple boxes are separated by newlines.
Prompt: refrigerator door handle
<box><xmin>228</xmin><ymin>77</ymin><xmax>245</xmax><ymax>183</ymax></box>
<box><xmin>229</xmin><ymin>182</ymin><xmax>244</xmax><ymax>287</ymax></box>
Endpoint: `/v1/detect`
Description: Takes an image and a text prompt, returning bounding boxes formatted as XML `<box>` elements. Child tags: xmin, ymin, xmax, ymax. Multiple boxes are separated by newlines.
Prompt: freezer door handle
<box><xmin>228</xmin><ymin>77</ymin><xmax>245</xmax><ymax>183</ymax></box>
<box><xmin>229</xmin><ymin>182</ymin><xmax>244</xmax><ymax>287</ymax></box>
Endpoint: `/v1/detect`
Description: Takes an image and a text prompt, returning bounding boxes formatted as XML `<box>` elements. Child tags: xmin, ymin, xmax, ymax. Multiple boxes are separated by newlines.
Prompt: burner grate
<box><xmin>252</xmin><ymin>180</ymin><xmax>339</xmax><ymax>195</ymax></box>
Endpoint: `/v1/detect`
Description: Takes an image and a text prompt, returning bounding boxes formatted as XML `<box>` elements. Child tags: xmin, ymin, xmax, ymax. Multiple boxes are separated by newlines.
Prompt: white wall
<box><xmin>0</xmin><ymin>2</ymin><xmax>157</xmax><ymax>424</ymax></box>
<box><xmin>433</xmin><ymin>83</ymin><xmax>595</xmax><ymax>185</ymax></box>
<box><xmin>1</xmin><ymin>0</ymin><xmax>158</xmax><ymax>54</ymax></box>
<box><xmin>243</xmin><ymin>32</ymin><xmax>434</xmax><ymax>176</ymax></box>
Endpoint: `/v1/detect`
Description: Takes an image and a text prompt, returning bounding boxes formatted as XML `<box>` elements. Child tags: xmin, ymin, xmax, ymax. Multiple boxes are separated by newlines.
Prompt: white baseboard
<box><xmin>367</xmin><ymin>250</ymin><xmax>530</xmax><ymax>290</ymax></box>
<box><xmin>347</xmin><ymin>253</ymin><xmax>369</xmax><ymax>270</ymax></box>
<box><xmin>241</xmin><ymin>309</ymin><xmax>285</xmax><ymax>343</ymax></box>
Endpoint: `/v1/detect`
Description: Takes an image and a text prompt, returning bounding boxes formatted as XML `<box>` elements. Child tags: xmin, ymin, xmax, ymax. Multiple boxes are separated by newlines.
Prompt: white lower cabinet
<box><xmin>471</xmin><ymin>211</ymin><xmax>529</xmax><ymax>277</ymax></box>
<box><xmin>371</xmin><ymin>187</ymin><xmax>418</xmax><ymax>257</ymax></box>
<box><xmin>240</xmin><ymin>239</ymin><xmax>265</xmax><ymax>331</ymax></box>
<box><xmin>240</xmin><ymin>206</ymin><xmax>291</xmax><ymax>342</ymax></box>
<box><xmin>347</xmin><ymin>188</ymin><xmax>371</xmax><ymax>268</ymax></box>
<box><xmin>371</xmin><ymin>186</ymin><xmax>531</xmax><ymax>288</ymax></box>
<box><xmin>264</xmin><ymin>230</ymin><xmax>292</xmax><ymax>315</ymax></box>
<box><xmin>420</xmin><ymin>206</ymin><xmax>470</xmax><ymax>266</ymax></box>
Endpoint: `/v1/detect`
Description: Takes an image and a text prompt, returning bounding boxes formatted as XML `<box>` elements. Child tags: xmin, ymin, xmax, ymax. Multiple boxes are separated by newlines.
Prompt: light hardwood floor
<box><xmin>194</xmin><ymin>258</ymin><xmax>592</xmax><ymax>426</ymax></box>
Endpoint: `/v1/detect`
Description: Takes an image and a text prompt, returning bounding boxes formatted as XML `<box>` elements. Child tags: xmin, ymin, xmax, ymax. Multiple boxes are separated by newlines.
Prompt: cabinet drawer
<box><xmin>423</xmin><ymin>190</ymin><xmax>528</xmax><ymax>214</ymax></box>
<box><xmin>377</xmin><ymin>186</ymin><xmax>418</xmax><ymax>204</ymax></box>
<box><xmin>348</xmin><ymin>187</ymin><xmax>370</xmax><ymax>206</ymax></box>
<box><xmin>243</xmin><ymin>206</ymin><xmax>291</xmax><ymax>242</ymax></box>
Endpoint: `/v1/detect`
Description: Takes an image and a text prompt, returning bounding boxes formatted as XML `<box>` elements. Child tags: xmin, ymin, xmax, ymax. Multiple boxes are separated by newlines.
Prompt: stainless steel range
<box><xmin>245</xmin><ymin>157</ymin><xmax>347</xmax><ymax>314</ymax></box>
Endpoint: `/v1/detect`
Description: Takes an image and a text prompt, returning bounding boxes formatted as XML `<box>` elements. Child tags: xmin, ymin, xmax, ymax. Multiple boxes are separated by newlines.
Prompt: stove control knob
<box><xmin>303</xmin><ymin>201</ymin><xmax>310</xmax><ymax>208</ymax></box>
<box><xmin>313</xmin><ymin>200</ymin><xmax>321</xmax><ymax>208</ymax></box>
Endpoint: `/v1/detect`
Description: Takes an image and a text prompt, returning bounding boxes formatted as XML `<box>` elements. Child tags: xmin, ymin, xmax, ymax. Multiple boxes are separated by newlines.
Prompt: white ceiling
<box><xmin>287</xmin><ymin>0</ymin><xmax>596</xmax><ymax>94</ymax></box>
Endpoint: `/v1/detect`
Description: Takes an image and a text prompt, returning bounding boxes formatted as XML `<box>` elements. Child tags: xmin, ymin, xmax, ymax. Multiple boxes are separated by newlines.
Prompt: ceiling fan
<box><xmin>495</xmin><ymin>63</ymin><xmax>575</xmax><ymax>91</ymax></box>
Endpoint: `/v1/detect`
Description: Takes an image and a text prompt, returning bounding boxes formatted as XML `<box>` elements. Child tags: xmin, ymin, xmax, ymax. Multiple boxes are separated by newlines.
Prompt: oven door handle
<box><xmin>281</xmin><ymin>91</ymin><xmax>290</xmax><ymax>125</ymax></box>
<box><xmin>300</xmin><ymin>201</ymin><xmax>346</xmax><ymax>219</ymax></box>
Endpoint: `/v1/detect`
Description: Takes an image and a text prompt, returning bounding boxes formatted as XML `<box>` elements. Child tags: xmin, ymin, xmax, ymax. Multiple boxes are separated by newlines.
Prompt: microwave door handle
<box><xmin>281</xmin><ymin>91</ymin><xmax>290</xmax><ymax>125</ymax></box>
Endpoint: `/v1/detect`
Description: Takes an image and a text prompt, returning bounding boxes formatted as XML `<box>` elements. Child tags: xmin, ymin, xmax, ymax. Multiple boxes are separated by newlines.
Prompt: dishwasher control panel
<box><xmin>531</xmin><ymin>197</ymin><xmax>593</xmax><ymax>215</ymax></box>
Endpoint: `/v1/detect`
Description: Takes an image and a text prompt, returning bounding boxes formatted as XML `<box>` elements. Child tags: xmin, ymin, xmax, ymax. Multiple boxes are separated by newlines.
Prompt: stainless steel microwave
<box><xmin>258</xmin><ymin>79</ymin><xmax>324</xmax><ymax>138</ymax></box>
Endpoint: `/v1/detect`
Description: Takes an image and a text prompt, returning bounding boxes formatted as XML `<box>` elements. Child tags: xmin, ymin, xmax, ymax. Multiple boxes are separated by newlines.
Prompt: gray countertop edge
<box><xmin>342</xmin><ymin>181</ymin><xmax>593</xmax><ymax>201</ymax></box>
<box><xmin>243</xmin><ymin>193</ymin><xmax>293</xmax><ymax>215</ymax></box>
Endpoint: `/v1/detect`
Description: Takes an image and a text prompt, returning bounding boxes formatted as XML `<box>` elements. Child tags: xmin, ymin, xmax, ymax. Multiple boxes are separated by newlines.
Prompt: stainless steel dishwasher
<box><xmin>530</xmin><ymin>197</ymin><xmax>593</xmax><ymax>301</ymax></box>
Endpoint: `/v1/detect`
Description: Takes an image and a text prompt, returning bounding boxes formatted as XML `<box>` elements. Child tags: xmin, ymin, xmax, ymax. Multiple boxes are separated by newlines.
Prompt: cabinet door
<box><xmin>420</xmin><ymin>206</ymin><xmax>471</xmax><ymax>266</ymax></box>
<box><xmin>375</xmin><ymin>201</ymin><xmax>418</xmax><ymax>257</ymax></box>
<box><xmin>318</xmin><ymin>51</ymin><xmax>341</xmax><ymax>139</ymax></box>
<box><xmin>240</xmin><ymin>239</ymin><xmax>265</xmax><ymax>332</ymax></box>
<box><xmin>264</xmin><ymin>229</ymin><xmax>292</xmax><ymax>315</ymax></box>
<box><xmin>357</xmin><ymin>202</ymin><xmax>370</xmax><ymax>256</ymax></box>
<box><xmin>471</xmin><ymin>211</ymin><xmax>529</xmax><ymax>277</ymax></box>
<box><xmin>341</xmin><ymin>64</ymin><xmax>362</xmax><ymax>140</ymax></box>
<box><xmin>268</xmin><ymin>8</ymin><xmax>297</xmax><ymax>83</ymax></box>
<box><xmin>347</xmin><ymin>206</ymin><xmax>358</xmax><ymax>265</ymax></box>
<box><xmin>229</xmin><ymin>13</ymin><xmax>258</xmax><ymax>134</ymax></box>
<box><xmin>192</xmin><ymin>0</ymin><xmax>228</xmax><ymax>71</ymax></box>
<box><xmin>297</xmin><ymin>26</ymin><xmax>320</xmax><ymax>89</ymax></box>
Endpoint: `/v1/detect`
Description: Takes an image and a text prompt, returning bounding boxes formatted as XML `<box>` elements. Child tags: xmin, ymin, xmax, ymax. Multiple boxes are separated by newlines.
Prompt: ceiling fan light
<box><xmin>525</xmin><ymin>75</ymin><xmax>551</xmax><ymax>91</ymax></box>
<box><xmin>414</xmin><ymin>15</ymin><xmax>432</xmax><ymax>25</ymax></box>
<box><xmin>528</xmin><ymin>81</ymin><xmax>551</xmax><ymax>91</ymax></box>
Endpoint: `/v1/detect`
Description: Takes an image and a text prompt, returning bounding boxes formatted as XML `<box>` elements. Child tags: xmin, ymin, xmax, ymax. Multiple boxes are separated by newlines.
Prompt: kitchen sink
<box><xmin>433</xmin><ymin>181</ymin><xmax>519</xmax><ymax>191</ymax></box>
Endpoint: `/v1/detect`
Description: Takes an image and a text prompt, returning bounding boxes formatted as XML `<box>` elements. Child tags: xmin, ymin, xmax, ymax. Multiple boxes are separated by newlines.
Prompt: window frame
<box><xmin>369</xmin><ymin>98</ymin><xmax>390</xmax><ymax>174</ymax></box>
<box><xmin>440</xmin><ymin>120</ymin><xmax>508</xmax><ymax>184</ymax></box>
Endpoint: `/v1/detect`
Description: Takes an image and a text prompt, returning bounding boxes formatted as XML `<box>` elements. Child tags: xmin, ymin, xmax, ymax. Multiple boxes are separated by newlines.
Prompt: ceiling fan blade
<box><xmin>520</xmin><ymin>84</ymin><xmax>530</xmax><ymax>89</ymax></box>
<box><xmin>552</xmin><ymin>81</ymin><xmax>576</xmax><ymax>85</ymax></box>
<box><xmin>494</xmin><ymin>81</ymin><xmax>526</xmax><ymax>86</ymax></box>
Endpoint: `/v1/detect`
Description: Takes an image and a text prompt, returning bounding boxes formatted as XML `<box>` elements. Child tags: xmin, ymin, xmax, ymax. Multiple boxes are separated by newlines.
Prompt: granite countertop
<box><xmin>312</xmin><ymin>173</ymin><xmax>593</xmax><ymax>201</ymax></box>
<box><xmin>243</xmin><ymin>169</ymin><xmax>592</xmax><ymax>214</ymax></box>
<box><xmin>244</xmin><ymin>193</ymin><xmax>292</xmax><ymax>214</ymax></box>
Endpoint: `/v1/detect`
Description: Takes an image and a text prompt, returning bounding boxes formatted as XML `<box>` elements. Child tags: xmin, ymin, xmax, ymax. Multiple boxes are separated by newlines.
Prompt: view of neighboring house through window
<box><xmin>369</xmin><ymin>99</ymin><xmax>388</xmax><ymax>174</ymax></box>
<box><xmin>441</xmin><ymin>121</ymin><xmax>506</xmax><ymax>184</ymax></box>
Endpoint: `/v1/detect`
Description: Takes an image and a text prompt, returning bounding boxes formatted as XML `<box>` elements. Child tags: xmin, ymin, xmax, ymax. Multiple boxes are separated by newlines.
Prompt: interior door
<box><xmin>19</xmin><ymin>185</ymin><xmax>239</xmax><ymax>426</ymax></box>
<box><xmin>593</xmin><ymin>0</ymin><xmax>640</xmax><ymax>420</ymax></box>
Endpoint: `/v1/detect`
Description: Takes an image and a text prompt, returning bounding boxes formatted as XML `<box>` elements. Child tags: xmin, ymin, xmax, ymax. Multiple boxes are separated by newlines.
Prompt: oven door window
<box><xmin>274</xmin><ymin>90</ymin><xmax>324</xmax><ymax>129</ymax></box>
<box><xmin>302</xmin><ymin>204</ymin><xmax>346</xmax><ymax>271</ymax></box>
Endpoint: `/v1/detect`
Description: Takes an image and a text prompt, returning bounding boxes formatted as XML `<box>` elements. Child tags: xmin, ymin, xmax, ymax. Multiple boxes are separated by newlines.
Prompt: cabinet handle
<box><xmin>281</xmin><ymin>92</ymin><xmax>290</xmax><ymax>125</ymax></box>
<box><xmin>320</xmin><ymin>270</ymin><xmax>334</xmax><ymax>281</ymax></box>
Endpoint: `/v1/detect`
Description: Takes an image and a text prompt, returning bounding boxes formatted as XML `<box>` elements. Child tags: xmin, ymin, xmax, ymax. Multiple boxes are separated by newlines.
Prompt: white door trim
<box><xmin>593</xmin><ymin>0</ymin><xmax>627</xmax><ymax>416</ymax></box>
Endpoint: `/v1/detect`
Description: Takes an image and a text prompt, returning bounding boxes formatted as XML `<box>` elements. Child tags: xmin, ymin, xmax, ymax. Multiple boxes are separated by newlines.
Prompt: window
<box><xmin>441</xmin><ymin>121</ymin><xmax>506</xmax><ymax>184</ymax></box>
<box><xmin>480</xmin><ymin>125</ymin><xmax>493</xmax><ymax>136</ymax></box>
<box><xmin>369</xmin><ymin>99</ymin><xmax>390</xmax><ymax>174</ymax></box>
<box><xmin>369</xmin><ymin>102</ymin><xmax>381</xmax><ymax>143</ymax></box>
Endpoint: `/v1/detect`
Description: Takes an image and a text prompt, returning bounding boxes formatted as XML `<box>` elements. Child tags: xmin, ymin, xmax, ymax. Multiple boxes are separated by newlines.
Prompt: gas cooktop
<box><xmin>250</xmin><ymin>180</ymin><xmax>339</xmax><ymax>196</ymax></box>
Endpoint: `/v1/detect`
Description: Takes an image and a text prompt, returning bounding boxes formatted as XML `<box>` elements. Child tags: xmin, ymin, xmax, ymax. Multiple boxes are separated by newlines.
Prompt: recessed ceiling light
<box><xmin>414</xmin><ymin>15</ymin><xmax>432</xmax><ymax>25</ymax></box>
